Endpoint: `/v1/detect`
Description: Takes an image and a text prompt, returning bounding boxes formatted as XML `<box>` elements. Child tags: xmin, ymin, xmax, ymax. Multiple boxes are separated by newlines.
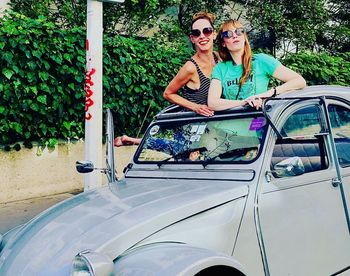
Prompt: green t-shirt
<box><xmin>211</xmin><ymin>53</ymin><xmax>280</xmax><ymax>100</ymax></box>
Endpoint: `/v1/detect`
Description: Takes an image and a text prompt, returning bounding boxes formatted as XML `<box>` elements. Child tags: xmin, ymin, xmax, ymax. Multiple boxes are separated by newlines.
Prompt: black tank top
<box><xmin>182</xmin><ymin>54</ymin><xmax>219</xmax><ymax>105</ymax></box>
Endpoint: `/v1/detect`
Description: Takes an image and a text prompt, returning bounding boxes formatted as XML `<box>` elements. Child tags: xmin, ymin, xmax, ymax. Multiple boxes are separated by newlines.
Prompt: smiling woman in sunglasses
<box><xmin>208</xmin><ymin>19</ymin><xmax>306</xmax><ymax>111</ymax></box>
<box><xmin>163</xmin><ymin>12</ymin><xmax>220</xmax><ymax>117</ymax></box>
<box><xmin>115</xmin><ymin>12</ymin><xmax>219</xmax><ymax>147</ymax></box>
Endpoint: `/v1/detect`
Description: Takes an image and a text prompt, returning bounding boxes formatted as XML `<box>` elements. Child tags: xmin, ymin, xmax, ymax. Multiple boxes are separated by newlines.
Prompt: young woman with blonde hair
<box><xmin>208</xmin><ymin>19</ymin><xmax>306</xmax><ymax>110</ymax></box>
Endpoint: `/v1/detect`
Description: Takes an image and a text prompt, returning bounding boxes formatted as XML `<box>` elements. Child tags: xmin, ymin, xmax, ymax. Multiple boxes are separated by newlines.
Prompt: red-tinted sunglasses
<box><xmin>190</xmin><ymin>27</ymin><xmax>214</xmax><ymax>38</ymax></box>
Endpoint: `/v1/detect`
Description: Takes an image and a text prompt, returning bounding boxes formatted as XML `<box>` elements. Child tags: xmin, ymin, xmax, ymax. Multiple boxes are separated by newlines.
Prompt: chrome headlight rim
<box><xmin>71</xmin><ymin>250</ymin><xmax>114</xmax><ymax>276</ymax></box>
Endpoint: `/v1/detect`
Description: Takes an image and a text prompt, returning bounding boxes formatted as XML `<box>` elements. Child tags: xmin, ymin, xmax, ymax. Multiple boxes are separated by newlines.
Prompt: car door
<box><xmin>328</xmin><ymin>102</ymin><xmax>350</xmax><ymax>207</ymax></box>
<box><xmin>258</xmin><ymin>102</ymin><xmax>350</xmax><ymax>276</ymax></box>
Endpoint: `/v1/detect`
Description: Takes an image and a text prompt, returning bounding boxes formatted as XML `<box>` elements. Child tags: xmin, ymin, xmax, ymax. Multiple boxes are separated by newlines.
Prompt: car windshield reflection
<box><xmin>135</xmin><ymin>115</ymin><xmax>268</xmax><ymax>164</ymax></box>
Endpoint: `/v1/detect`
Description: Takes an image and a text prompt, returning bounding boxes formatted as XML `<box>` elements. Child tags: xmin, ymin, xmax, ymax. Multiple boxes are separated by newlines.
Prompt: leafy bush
<box><xmin>0</xmin><ymin>12</ymin><xmax>192</xmax><ymax>149</ymax></box>
<box><xmin>0</xmin><ymin>12</ymin><xmax>86</xmax><ymax>147</ymax></box>
<box><xmin>1</xmin><ymin>12</ymin><xmax>349</xmax><ymax>150</ymax></box>
<box><xmin>103</xmin><ymin>36</ymin><xmax>192</xmax><ymax>137</ymax></box>
<box><xmin>282</xmin><ymin>51</ymin><xmax>350</xmax><ymax>86</ymax></box>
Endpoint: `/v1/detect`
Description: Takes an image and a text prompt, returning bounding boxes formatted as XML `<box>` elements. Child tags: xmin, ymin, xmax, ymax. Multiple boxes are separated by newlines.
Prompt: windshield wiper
<box><xmin>202</xmin><ymin>146</ymin><xmax>258</xmax><ymax>167</ymax></box>
<box><xmin>157</xmin><ymin>147</ymin><xmax>207</xmax><ymax>167</ymax></box>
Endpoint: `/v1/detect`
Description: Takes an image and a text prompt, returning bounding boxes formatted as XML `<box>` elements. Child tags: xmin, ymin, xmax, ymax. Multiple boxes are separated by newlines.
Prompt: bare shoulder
<box><xmin>181</xmin><ymin>60</ymin><xmax>196</xmax><ymax>75</ymax></box>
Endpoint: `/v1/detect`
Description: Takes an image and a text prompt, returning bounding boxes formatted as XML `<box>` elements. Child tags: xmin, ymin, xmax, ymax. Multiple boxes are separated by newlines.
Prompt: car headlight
<box><xmin>71</xmin><ymin>250</ymin><xmax>114</xmax><ymax>276</ymax></box>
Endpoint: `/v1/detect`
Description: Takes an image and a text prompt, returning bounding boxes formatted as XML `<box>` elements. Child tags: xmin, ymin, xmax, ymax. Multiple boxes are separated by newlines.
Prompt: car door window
<box><xmin>271</xmin><ymin>105</ymin><xmax>328</xmax><ymax>177</ymax></box>
<box><xmin>328</xmin><ymin>104</ymin><xmax>350</xmax><ymax>167</ymax></box>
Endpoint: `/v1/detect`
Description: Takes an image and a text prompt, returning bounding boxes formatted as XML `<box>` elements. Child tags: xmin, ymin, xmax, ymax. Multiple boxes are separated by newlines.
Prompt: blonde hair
<box><xmin>218</xmin><ymin>19</ymin><xmax>252</xmax><ymax>88</ymax></box>
<box><xmin>191</xmin><ymin>11</ymin><xmax>216</xmax><ymax>29</ymax></box>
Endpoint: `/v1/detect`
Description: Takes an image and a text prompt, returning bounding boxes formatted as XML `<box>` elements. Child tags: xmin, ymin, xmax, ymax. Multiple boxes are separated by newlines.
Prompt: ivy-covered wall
<box><xmin>0</xmin><ymin>12</ymin><xmax>191</xmax><ymax>150</ymax></box>
<box><xmin>1</xmin><ymin>12</ymin><xmax>349</xmax><ymax>150</ymax></box>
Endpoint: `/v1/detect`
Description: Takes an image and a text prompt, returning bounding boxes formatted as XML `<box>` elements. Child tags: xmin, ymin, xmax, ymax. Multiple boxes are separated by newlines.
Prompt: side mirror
<box><xmin>273</xmin><ymin>156</ymin><xmax>305</xmax><ymax>178</ymax></box>
<box><xmin>76</xmin><ymin>160</ymin><xmax>95</xmax><ymax>173</ymax></box>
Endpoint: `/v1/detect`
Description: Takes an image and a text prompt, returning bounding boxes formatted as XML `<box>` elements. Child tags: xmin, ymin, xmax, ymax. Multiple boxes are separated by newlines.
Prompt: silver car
<box><xmin>0</xmin><ymin>85</ymin><xmax>349</xmax><ymax>276</ymax></box>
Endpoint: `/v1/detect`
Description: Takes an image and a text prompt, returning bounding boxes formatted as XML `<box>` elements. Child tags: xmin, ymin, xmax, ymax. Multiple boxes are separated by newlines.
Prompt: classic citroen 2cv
<box><xmin>0</xmin><ymin>86</ymin><xmax>349</xmax><ymax>276</ymax></box>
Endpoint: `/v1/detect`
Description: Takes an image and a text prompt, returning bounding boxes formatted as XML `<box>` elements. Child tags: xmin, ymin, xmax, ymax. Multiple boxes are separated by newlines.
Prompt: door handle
<box><xmin>332</xmin><ymin>177</ymin><xmax>341</xmax><ymax>187</ymax></box>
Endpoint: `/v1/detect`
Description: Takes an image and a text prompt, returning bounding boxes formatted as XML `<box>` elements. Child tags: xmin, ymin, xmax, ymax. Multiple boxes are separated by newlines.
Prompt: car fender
<box><xmin>0</xmin><ymin>224</ymin><xmax>25</xmax><ymax>251</ymax></box>
<box><xmin>113</xmin><ymin>242</ymin><xmax>246</xmax><ymax>276</ymax></box>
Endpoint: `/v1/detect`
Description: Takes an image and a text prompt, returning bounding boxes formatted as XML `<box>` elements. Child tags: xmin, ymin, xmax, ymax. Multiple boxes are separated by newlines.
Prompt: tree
<box><xmin>242</xmin><ymin>0</ymin><xmax>329</xmax><ymax>56</ymax></box>
<box><xmin>7</xmin><ymin>0</ymin><xmax>349</xmax><ymax>54</ymax></box>
<box><xmin>7</xmin><ymin>1</ymin><xmax>87</xmax><ymax>28</ymax></box>
<box><xmin>242</xmin><ymin>0</ymin><xmax>349</xmax><ymax>55</ymax></box>
<box><xmin>315</xmin><ymin>0</ymin><xmax>350</xmax><ymax>53</ymax></box>
<box><xmin>7</xmin><ymin>0</ymin><xmax>230</xmax><ymax>36</ymax></box>
<box><xmin>8</xmin><ymin>0</ymin><xmax>177</xmax><ymax>34</ymax></box>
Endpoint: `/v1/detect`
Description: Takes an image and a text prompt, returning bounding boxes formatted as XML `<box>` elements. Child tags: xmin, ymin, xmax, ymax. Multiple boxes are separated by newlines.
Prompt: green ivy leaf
<box><xmin>124</xmin><ymin>76</ymin><xmax>132</xmax><ymax>86</ymax></box>
<box><xmin>3</xmin><ymin>52</ymin><xmax>13</xmax><ymax>63</ymax></box>
<box><xmin>63</xmin><ymin>121</ymin><xmax>71</xmax><ymax>130</ymax></box>
<box><xmin>39</xmin><ymin>83</ymin><xmax>50</xmax><ymax>92</ymax></box>
<box><xmin>2</xmin><ymin>68</ymin><xmax>14</xmax><ymax>80</ymax></box>
<box><xmin>30</xmin><ymin>86</ymin><xmax>38</xmax><ymax>95</ymax></box>
<box><xmin>43</xmin><ymin>61</ymin><xmax>50</xmax><ymax>70</ymax></box>
<box><xmin>9</xmin><ymin>122</ymin><xmax>22</xmax><ymax>134</ymax></box>
<box><xmin>24</xmin><ymin>50</ymin><xmax>32</xmax><ymax>58</ymax></box>
<box><xmin>37</xmin><ymin>95</ymin><xmax>47</xmax><ymax>105</ymax></box>
<box><xmin>28</xmin><ymin>61</ymin><xmax>36</xmax><ymax>70</ymax></box>
<box><xmin>32</xmin><ymin>50</ymin><xmax>42</xmax><ymax>59</ymax></box>
<box><xmin>75</xmin><ymin>75</ymin><xmax>83</xmax><ymax>82</ymax></box>
<box><xmin>119</xmin><ymin>56</ymin><xmax>126</xmax><ymax>64</ymax></box>
<box><xmin>40</xmin><ymin>123</ymin><xmax>47</xmax><ymax>135</ymax></box>
<box><xmin>38</xmin><ymin>72</ymin><xmax>49</xmax><ymax>81</ymax></box>
<box><xmin>47</xmin><ymin>138</ymin><xmax>57</xmax><ymax>149</ymax></box>
<box><xmin>63</xmin><ymin>53</ymin><xmax>72</xmax><ymax>61</ymax></box>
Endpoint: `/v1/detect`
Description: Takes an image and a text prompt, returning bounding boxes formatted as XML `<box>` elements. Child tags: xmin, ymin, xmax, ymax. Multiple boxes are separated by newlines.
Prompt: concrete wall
<box><xmin>0</xmin><ymin>142</ymin><xmax>137</xmax><ymax>203</ymax></box>
<box><xmin>0</xmin><ymin>0</ymin><xmax>9</xmax><ymax>15</ymax></box>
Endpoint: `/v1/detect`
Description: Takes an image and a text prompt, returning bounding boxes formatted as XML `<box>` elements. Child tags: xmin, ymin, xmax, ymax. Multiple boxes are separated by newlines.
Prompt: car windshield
<box><xmin>134</xmin><ymin>115</ymin><xmax>268</xmax><ymax>164</ymax></box>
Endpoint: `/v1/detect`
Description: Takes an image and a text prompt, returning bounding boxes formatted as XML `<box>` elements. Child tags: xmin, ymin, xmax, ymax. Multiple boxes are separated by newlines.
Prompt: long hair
<box><xmin>217</xmin><ymin>20</ymin><xmax>252</xmax><ymax>88</ymax></box>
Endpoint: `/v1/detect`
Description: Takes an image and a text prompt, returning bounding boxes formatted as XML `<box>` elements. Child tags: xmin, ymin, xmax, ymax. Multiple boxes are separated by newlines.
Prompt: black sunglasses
<box><xmin>221</xmin><ymin>28</ymin><xmax>245</xmax><ymax>39</ymax></box>
<box><xmin>190</xmin><ymin>27</ymin><xmax>214</xmax><ymax>38</ymax></box>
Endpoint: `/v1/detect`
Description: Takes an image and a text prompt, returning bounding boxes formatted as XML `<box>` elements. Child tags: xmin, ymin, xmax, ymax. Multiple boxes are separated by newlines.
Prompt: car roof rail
<box><xmin>155</xmin><ymin>104</ymin><xmax>195</xmax><ymax>120</ymax></box>
<box><xmin>155</xmin><ymin>105</ymin><xmax>264</xmax><ymax>121</ymax></box>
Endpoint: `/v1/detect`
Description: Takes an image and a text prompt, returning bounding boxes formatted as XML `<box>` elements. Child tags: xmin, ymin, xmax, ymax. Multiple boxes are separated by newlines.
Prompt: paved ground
<box><xmin>0</xmin><ymin>193</ymin><xmax>78</xmax><ymax>234</ymax></box>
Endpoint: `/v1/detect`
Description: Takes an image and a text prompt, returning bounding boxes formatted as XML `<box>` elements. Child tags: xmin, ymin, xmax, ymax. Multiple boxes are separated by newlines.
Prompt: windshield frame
<box><xmin>133</xmin><ymin>111</ymin><xmax>268</xmax><ymax>165</ymax></box>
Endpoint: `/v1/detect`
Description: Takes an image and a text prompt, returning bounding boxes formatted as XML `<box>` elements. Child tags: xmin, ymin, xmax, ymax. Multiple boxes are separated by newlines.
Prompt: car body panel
<box><xmin>137</xmin><ymin>197</ymin><xmax>247</xmax><ymax>255</ymax></box>
<box><xmin>113</xmin><ymin>243</ymin><xmax>246</xmax><ymax>276</ymax></box>
<box><xmin>0</xmin><ymin>178</ymin><xmax>248</xmax><ymax>275</ymax></box>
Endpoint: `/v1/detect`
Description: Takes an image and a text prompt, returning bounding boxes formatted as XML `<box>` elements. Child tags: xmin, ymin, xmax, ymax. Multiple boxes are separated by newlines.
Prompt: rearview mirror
<box><xmin>76</xmin><ymin>160</ymin><xmax>95</xmax><ymax>173</ymax></box>
<box><xmin>273</xmin><ymin>156</ymin><xmax>305</xmax><ymax>178</ymax></box>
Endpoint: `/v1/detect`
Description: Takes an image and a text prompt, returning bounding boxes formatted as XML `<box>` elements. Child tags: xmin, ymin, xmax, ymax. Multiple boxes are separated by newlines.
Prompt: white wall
<box><xmin>1</xmin><ymin>142</ymin><xmax>137</xmax><ymax>203</ymax></box>
<box><xmin>0</xmin><ymin>0</ymin><xmax>9</xmax><ymax>15</ymax></box>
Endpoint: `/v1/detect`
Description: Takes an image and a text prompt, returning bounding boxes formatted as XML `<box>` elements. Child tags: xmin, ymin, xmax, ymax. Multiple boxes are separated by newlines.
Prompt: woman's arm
<box><xmin>163</xmin><ymin>62</ymin><xmax>213</xmax><ymax>116</ymax></box>
<box><xmin>256</xmin><ymin>64</ymin><xmax>306</xmax><ymax>98</ymax></box>
<box><xmin>208</xmin><ymin>79</ymin><xmax>245</xmax><ymax>111</ymax></box>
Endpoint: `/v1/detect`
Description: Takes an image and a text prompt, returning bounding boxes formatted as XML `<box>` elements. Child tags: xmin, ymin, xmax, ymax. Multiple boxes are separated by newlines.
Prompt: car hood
<box><xmin>0</xmin><ymin>178</ymin><xmax>248</xmax><ymax>276</ymax></box>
